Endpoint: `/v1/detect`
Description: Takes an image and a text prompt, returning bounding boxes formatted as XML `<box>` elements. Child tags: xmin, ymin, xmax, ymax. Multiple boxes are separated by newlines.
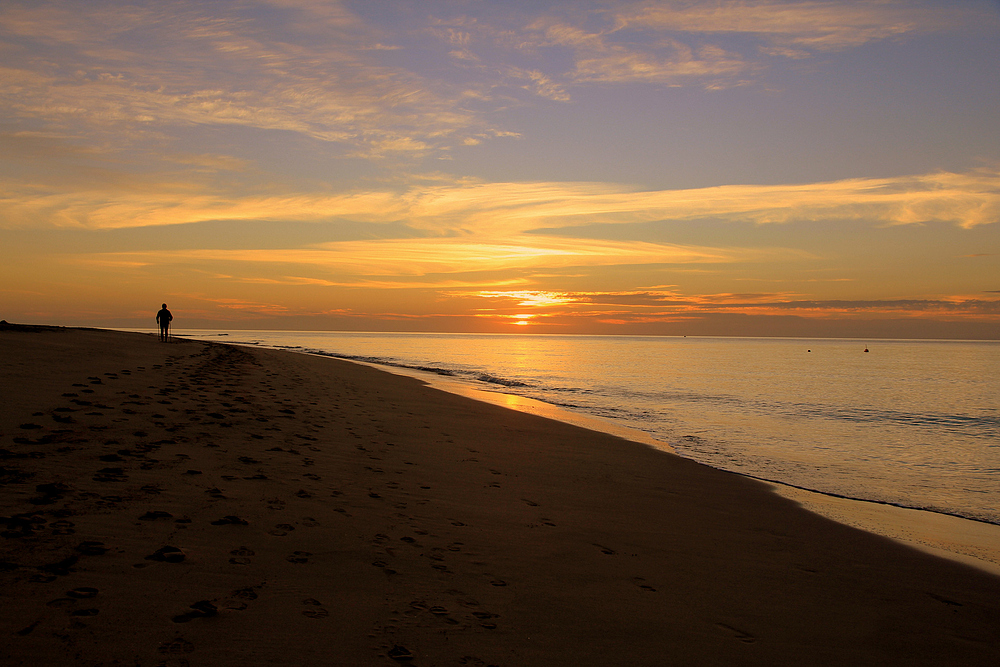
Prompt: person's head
<box><xmin>162</xmin><ymin>303</ymin><xmax>167</xmax><ymax>309</ymax></box>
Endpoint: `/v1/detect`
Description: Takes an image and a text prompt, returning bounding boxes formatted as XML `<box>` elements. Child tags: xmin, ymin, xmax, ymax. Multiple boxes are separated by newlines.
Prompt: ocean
<box><xmin>171</xmin><ymin>330</ymin><xmax>999</xmax><ymax>526</ymax></box>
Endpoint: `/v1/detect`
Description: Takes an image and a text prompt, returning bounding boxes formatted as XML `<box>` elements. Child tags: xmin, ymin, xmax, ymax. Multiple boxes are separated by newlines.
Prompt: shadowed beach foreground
<box><xmin>2</xmin><ymin>327</ymin><xmax>999</xmax><ymax>666</ymax></box>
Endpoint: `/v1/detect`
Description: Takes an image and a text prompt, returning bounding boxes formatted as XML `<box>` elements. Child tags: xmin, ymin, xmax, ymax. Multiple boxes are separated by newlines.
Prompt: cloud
<box><xmin>71</xmin><ymin>237</ymin><xmax>743</xmax><ymax>278</ymax></box>
<box><xmin>521</xmin><ymin>15</ymin><xmax>752</xmax><ymax>88</ymax></box>
<box><xmin>3</xmin><ymin>0</ymin><xmax>987</xmax><ymax>165</ymax></box>
<box><xmin>0</xmin><ymin>0</ymin><xmax>498</xmax><ymax>156</ymax></box>
<box><xmin>506</xmin><ymin>67</ymin><xmax>571</xmax><ymax>102</ymax></box>
<box><xmin>569</xmin><ymin>40</ymin><xmax>749</xmax><ymax>85</ymax></box>
<box><xmin>414</xmin><ymin>288</ymin><xmax>1000</xmax><ymax>332</ymax></box>
<box><xmin>500</xmin><ymin>1</ymin><xmax>993</xmax><ymax>91</ymax></box>
<box><xmin>616</xmin><ymin>0</ymin><xmax>979</xmax><ymax>52</ymax></box>
<box><xmin>3</xmin><ymin>162</ymin><xmax>996</xmax><ymax>235</ymax></box>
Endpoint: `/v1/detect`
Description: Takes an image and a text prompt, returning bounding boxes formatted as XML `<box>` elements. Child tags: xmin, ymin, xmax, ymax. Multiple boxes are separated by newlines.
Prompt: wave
<box><xmin>288</xmin><ymin>344</ymin><xmax>1000</xmax><ymax>439</ymax></box>
<box><xmin>476</xmin><ymin>374</ymin><xmax>530</xmax><ymax>387</ymax></box>
<box><xmin>301</xmin><ymin>349</ymin><xmax>457</xmax><ymax>377</ymax></box>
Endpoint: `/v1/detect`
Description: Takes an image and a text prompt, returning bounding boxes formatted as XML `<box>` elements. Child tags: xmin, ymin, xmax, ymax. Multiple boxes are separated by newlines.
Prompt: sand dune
<box><xmin>2</xmin><ymin>326</ymin><xmax>999</xmax><ymax>665</ymax></box>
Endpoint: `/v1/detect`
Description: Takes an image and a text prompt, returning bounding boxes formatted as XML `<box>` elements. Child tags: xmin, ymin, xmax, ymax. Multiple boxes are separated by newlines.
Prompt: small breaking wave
<box><xmin>476</xmin><ymin>374</ymin><xmax>529</xmax><ymax>387</ymax></box>
<box><xmin>302</xmin><ymin>350</ymin><xmax>457</xmax><ymax>377</ymax></box>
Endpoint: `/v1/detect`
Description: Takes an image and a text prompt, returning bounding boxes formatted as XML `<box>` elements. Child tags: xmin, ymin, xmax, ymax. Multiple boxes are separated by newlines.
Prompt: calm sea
<box><xmin>171</xmin><ymin>330</ymin><xmax>999</xmax><ymax>526</ymax></box>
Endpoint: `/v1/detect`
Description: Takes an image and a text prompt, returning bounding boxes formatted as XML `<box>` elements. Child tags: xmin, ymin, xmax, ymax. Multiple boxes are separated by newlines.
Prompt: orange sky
<box><xmin>1</xmin><ymin>1</ymin><xmax>998</xmax><ymax>338</ymax></box>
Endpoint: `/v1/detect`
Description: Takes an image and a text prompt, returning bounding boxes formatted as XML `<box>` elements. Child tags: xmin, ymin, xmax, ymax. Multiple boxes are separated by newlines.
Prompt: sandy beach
<box><xmin>2</xmin><ymin>326</ymin><xmax>999</xmax><ymax>666</ymax></box>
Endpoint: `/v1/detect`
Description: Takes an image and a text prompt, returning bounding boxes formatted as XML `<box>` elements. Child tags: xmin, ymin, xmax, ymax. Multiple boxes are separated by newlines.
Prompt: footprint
<box><xmin>172</xmin><ymin>600</ymin><xmax>218</xmax><ymax>623</ymax></box>
<box><xmin>231</xmin><ymin>587</ymin><xmax>259</xmax><ymax>600</ymax></box>
<box><xmin>47</xmin><ymin>597</ymin><xmax>77</xmax><ymax>607</ymax></box>
<box><xmin>268</xmin><ymin>524</ymin><xmax>295</xmax><ymax>536</ymax></box>
<box><xmin>472</xmin><ymin>611</ymin><xmax>497</xmax><ymax>620</ymax></box>
<box><xmin>40</xmin><ymin>554</ymin><xmax>79</xmax><ymax>576</ymax></box>
<box><xmin>76</xmin><ymin>541</ymin><xmax>108</xmax><ymax>556</ymax></box>
<box><xmin>716</xmin><ymin>622</ymin><xmax>756</xmax><ymax>644</ymax></box>
<box><xmin>302</xmin><ymin>598</ymin><xmax>328</xmax><ymax>618</ymax></box>
<box><xmin>145</xmin><ymin>546</ymin><xmax>186</xmax><ymax>563</ymax></box>
<box><xmin>50</xmin><ymin>519</ymin><xmax>76</xmax><ymax>535</ymax></box>
<box><xmin>93</xmin><ymin>467</ymin><xmax>127</xmax><ymax>482</ymax></box>
<box><xmin>286</xmin><ymin>551</ymin><xmax>312</xmax><ymax>564</ymax></box>
<box><xmin>211</xmin><ymin>516</ymin><xmax>249</xmax><ymax>526</ymax></box>
<box><xmin>633</xmin><ymin>577</ymin><xmax>657</xmax><ymax>592</ymax></box>
<box><xmin>927</xmin><ymin>592</ymin><xmax>963</xmax><ymax>607</ymax></box>
<box><xmin>66</xmin><ymin>587</ymin><xmax>99</xmax><ymax>599</ymax></box>
<box><xmin>157</xmin><ymin>638</ymin><xmax>195</xmax><ymax>655</ymax></box>
<box><xmin>387</xmin><ymin>646</ymin><xmax>413</xmax><ymax>662</ymax></box>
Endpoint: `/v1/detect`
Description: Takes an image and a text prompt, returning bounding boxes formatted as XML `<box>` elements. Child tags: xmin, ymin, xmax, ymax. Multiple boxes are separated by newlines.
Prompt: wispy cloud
<box><xmin>616</xmin><ymin>1</ymin><xmax>968</xmax><ymax>52</ymax></box>
<box><xmin>448</xmin><ymin>288</ymin><xmax>1000</xmax><ymax>322</ymax></box>
<box><xmin>1</xmin><ymin>0</ymin><xmax>988</xmax><ymax>164</ymax></box>
<box><xmin>70</xmin><ymin>238</ymin><xmax>741</xmax><ymax>277</ymax></box>
<box><xmin>493</xmin><ymin>0</ymin><xmax>989</xmax><ymax>90</ymax></box>
<box><xmin>3</xmin><ymin>163</ymin><xmax>996</xmax><ymax>233</ymax></box>
<box><xmin>525</xmin><ymin>17</ymin><xmax>751</xmax><ymax>87</ymax></box>
<box><xmin>0</xmin><ymin>0</ymin><xmax>498</xmax><ymax>156</ymax></box>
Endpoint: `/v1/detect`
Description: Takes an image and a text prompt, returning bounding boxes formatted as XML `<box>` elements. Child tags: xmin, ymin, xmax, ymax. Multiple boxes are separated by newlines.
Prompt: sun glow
<box><xmin>1</xmin><ymin>1</ymin><xmax>997</xmax><ymax>338</ymax></box>
<box><xmin>474</xmin><ymin>291</ymin><xmax>576</xmax><ymax>307</ymax></box>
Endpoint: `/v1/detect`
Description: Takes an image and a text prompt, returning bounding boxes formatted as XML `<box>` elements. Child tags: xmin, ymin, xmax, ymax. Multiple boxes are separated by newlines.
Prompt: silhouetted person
<box><xmin>156</xmin><ymin>303</ymin><xmax>173</xmax><ymax>341</ymax></box>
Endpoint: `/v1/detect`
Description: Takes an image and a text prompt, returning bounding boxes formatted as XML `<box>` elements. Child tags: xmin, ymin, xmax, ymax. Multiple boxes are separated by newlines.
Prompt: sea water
<box><xmin>171</xmin><ymin>331</ymin><xmax>1000</xmax><ymax>526</ymax></box>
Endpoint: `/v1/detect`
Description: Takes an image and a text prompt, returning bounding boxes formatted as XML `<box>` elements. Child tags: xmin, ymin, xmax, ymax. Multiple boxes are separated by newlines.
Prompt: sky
<box><xmin>1</xmin><ymin>0</ymin><xmax>998</xmax><ymax>338</ymax></box>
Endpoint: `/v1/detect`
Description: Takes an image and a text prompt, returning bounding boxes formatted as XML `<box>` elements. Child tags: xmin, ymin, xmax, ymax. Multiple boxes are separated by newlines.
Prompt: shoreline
<box><xmin>304</xmin><ymin>352</ymin><xmax>1000</xmax><ymax>578</ymax></box>
<box><xmin>3</xmin><ymin>327</ymin><xmax>999</xmax><ymax>665</ymax></box>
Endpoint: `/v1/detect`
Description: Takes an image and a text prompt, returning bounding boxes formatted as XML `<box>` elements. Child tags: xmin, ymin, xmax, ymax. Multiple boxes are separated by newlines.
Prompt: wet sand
<box><xmin>2</xmin><ymin>326</ymin><xmax>999</xmax><ymax>666</ymax></box>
